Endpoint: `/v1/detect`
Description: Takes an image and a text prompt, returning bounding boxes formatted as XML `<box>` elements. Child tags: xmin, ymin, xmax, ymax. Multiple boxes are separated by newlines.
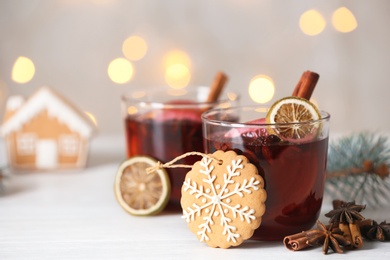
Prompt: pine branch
<box><xmin>326</xmin><ymin>132</ymin><xmax>390</xmax><ymax>207</ymax></box>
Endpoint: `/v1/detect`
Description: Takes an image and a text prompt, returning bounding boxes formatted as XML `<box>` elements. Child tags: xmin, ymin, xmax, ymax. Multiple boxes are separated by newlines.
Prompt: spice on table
<box><xmin>306</xmin><ymin>221</ymin><xmax>351</xmax><ymax>254</ymax></box>
<box><xmin>324</xmin><ymin>200</ymin><xmax>366</xmax><ymax>249</ymax></box>
<box><xmin>283</xmin><ymin>221</ymin><xmax>351</xmax><ymax>254</ymax></box>
<box><xmin>360</xmin><ymin>220</ymin><xmax>390</xmax><ymax>241</ymax></box>
<box><xmin>284</xmin><ymin>199</ymin><xmax>389</xmax><ymax>255</ymax></box>
<box><xmin>283</xmin><ymin>232</ymin><xmax>311</xmax><ymax>251</ymax></box>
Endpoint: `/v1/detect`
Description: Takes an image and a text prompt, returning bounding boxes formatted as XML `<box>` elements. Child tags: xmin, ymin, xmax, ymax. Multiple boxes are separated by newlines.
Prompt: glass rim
<box><xmin>201</xmin><ymin>105</ymin><xmax>330</xmax><ymax>127</ymax></box>
<box><xmin>121</xmin><ymin>86</ymin><xmax>240</xmax><ymax>109</ymax></box>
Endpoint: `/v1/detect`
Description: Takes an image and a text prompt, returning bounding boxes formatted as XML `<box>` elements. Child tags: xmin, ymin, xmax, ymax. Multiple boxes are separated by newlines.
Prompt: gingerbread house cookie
<box><xmin>0</xmin><ymin>87</ymin><xmax>95</xmax><ymax>171</ymax></box>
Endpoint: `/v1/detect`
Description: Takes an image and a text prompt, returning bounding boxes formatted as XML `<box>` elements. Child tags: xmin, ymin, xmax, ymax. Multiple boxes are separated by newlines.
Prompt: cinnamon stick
<box><xmin>283</xmin><ymin>232</ymin><xmax>311</xmax><ymax>251</ymax></box>
<box><xmin>349</xmin><ymin>223</ymin><xmax>364</xmax><ymax>249</ymax></box>
<box><xmin>206</xmin><ymin>71</ymin><xmax>228</xmax><ymax>103</ymax></box>
<box><xmin>292</xmin><ymin>70</ymin><xmax>319</xmax><ymax>100</ymax></box>
<box><xmin>338</xmin><ymin>223</ymin><xmax>363</xmax><ymax>249</ymax></box>
<box><xmin>339</xmin><ymin>223</ymin><xmax>352</xmax><ymax>247</ymax></box>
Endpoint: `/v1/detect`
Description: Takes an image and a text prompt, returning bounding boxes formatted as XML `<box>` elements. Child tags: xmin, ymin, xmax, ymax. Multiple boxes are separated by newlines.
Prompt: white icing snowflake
<box><xmin>181</xmin><ymin>152</ymin><xmax>265</xmax><ymax>248</ymax></box>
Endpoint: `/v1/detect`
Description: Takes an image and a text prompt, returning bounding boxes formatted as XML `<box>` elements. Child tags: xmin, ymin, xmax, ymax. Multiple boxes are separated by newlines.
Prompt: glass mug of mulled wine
<box><xmin>202</xmin><ymin>106</ymin><xmax>330</xmax><ymax>240</ymax></box>
<box><xmin>121</xmin><ymin>86</ymin><xmax>239</xmax><ymax>210</ymax></box>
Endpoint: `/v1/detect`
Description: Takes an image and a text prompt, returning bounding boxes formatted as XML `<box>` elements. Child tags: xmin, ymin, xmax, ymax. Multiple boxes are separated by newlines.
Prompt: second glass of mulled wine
<box><xmin>202</xmin><ymin>106</ymin><xmax>330</xmax><ymax>240</ymax></box>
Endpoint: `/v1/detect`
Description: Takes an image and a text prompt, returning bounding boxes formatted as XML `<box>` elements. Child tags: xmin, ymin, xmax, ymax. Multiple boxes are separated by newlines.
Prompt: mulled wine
<box><xmin>122</xmin><ymin>87</ymin><xmax>239</xmax><ymax>210</ymax></box>
<box><xmin>202</xmin><ymin>106</ymin><xmax>330</xmax><ymax>240</ymax></box>
<box><xmin>125</xmin><ymin>110</ymin><xmax>203</xmax><ymax>208</ymax></box>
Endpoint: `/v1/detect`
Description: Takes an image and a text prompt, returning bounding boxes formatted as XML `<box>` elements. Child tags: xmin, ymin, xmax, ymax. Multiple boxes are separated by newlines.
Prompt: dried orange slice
<box><xmin>114</xmin><ymin>156</ymin><xmax>170</xmax><ymax>216</ymax></box>
<box><xmin>266</xmin><ymin>96</ymin><xmax>321</xmax><ymax>141</ymax></box>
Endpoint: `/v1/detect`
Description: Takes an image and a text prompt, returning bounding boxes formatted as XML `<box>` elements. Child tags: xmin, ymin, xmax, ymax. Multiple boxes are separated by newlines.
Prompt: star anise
<box><xmin>325</xmin><ymin>200</ymin><xmax>366</xmax><ymax>249</ymax></box>
<box><xmin>361</xmin><ymin>220</ymin><xmax>390</xmax><ymax>241</ymax></box>
<box><xmin>305</xmin><ymin>221</ymin><xmax>351</xmax><ymax>254</ymax></box>
<box><xmin>325</xmin><ymin>200</ymin><xmax>366</xmax><ymax>224</ymax></box>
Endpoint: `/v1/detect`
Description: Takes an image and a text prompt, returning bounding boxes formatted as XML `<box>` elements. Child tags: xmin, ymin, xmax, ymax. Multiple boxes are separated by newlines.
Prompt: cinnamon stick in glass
<box><xmin>206</xmin><ymin>71</ymin><xmax>228</xmax><ymax>103</ymax></box>
<box><xmin>292</xmin><ymin>70</ymin><xmax>319</xmax><ymax>100</ymax></box>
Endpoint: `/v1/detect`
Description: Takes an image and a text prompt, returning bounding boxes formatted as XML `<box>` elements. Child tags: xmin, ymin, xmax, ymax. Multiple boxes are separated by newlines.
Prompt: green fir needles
<box><xmin>326</xmin><ymin>132</ymin><xmax>390</xmax><ymax>207</ymax></box>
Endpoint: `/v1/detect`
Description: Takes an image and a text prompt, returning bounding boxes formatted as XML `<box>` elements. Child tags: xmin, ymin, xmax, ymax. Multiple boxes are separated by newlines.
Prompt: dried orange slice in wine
<box><xmin>266</xmin><ymin>96</ymin><xmax>321</xmax><ymax>141</ymax></box>
<box><xmin>114</xmin><ymin>156</ymin><xmax>171</xmax><ymax>216</ymax></box>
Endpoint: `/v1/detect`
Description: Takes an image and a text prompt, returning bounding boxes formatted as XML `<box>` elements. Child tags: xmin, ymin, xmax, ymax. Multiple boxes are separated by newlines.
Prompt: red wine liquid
<box><xmin>205</xmin><ymin>133</ymin><xmax>328</xmax><ymax>240</ymax></box>
<box><xmin>125</xmin><ymin>112</ymin><xmax>203</xmax><ymax>210</ymax></box>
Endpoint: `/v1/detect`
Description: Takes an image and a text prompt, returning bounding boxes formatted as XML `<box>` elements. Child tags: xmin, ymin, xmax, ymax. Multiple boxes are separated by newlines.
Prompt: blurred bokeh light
<box><xmin>12</xmin><ymin>56</ymin><xmax>35</xmax><ymax>84</ymax></box>
<box><xmin>248</xmin><ymin>75</ymin><xmax>275</xmax><ymax>104</ymax></box>
<box><xmin>164</xmin><ymin>50</ymin><xmax>192</xmax><ymax>68</ymax></box>
<box><xmin>332</xmin><ymin>7</ymin><xmax>358</xmax><ymax>33</ymax></box>
<box><xmin>299</xmin><ymin>9</ymin><xmax>326</xmax><ymax>36</ymax></box>
<box><xmin>122</xmin><ymin>35</ymin><xmax>148</xmax><ymax>61</ymax></box>
<box><xmin>107</xmin><ymin>58</ymin><xmax>134</xmax><ymax>84</ymax></box>
<box><xmin>165</xmin><ymin>63</ymin><xmax>191</xmax><ymax>89</ymax></box>
<box><xmin>164</xmin><ymin>50</ymin><xmax>192</xmax><ymax>89</ymax></box>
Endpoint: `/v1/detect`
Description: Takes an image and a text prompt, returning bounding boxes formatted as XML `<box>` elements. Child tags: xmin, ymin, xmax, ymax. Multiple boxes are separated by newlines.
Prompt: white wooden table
<box><xmin>1</xmin><ymin>136</ymin><xmax>390</xmax><ymax>259</ymax></box>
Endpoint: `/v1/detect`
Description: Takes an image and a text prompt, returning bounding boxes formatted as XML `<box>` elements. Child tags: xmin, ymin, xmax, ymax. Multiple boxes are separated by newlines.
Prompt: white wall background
<box><xmin>1</xmin><ymin>0</ymin><xmax>389</xmax><ymax>137</ymax></box>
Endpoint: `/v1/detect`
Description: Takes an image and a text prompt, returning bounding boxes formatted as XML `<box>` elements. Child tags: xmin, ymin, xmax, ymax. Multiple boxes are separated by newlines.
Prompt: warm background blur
<box><xmin>1</xmin><ymin>0</ymin><xmax>389</xmax><ymax>137</ymax></box>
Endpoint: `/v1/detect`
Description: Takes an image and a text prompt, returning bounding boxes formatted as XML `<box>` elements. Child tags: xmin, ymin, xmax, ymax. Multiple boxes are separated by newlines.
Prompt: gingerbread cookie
<box><xmin>181</xmin><ymin>150</ymin><xmax>267</xmax><ymax>248</ymax></box>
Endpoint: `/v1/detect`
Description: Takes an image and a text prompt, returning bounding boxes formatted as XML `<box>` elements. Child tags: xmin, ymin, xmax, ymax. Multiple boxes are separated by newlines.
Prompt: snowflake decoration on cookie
<box><xmin>180</xmin><ymin>150</ymin><xmax>267</xmax><ymax>248</ymax></box>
